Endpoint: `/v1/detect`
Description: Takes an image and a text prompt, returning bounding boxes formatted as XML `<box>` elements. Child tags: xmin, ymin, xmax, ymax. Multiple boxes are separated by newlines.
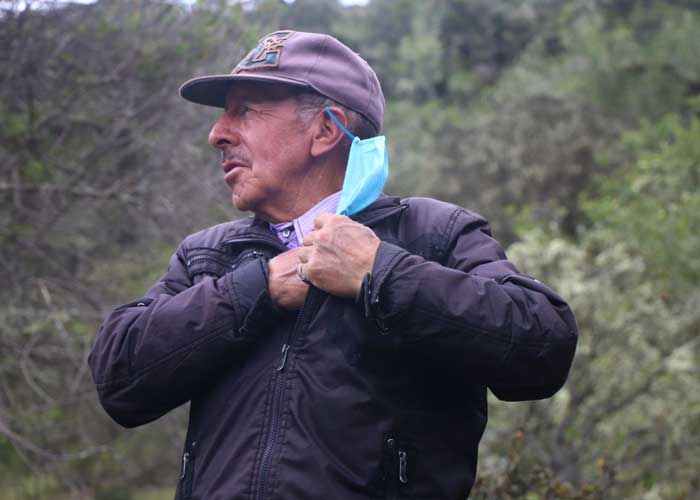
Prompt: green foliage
<box><xmin>499</xmin><ymin>224</ymin><xmax>700</xmax><ymax>497</ymax></box>
<box><xmin>471</xmin><ymin>430</ymin><xmax>612</xmax><ymax>499</ymax></box>
<box><xmin>492</xmin><ymin>115</ymin><xmax>700</xmax><ymax>496</ymax></box>
<box><xmin>583</xmin><ymin>114</ymin><xmax>700</xmax><ymax>294</ymax></box>
<box><xmin>540</xmin><ymin>1</ymin><xmax>700</xmax><ymax>121</ymax></box>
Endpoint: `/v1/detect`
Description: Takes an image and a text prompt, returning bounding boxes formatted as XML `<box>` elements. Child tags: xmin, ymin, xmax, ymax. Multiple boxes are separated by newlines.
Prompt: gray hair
<box><xmin>293</xmin><ymin>89</ymin><xmax>379</xmax><ymax>150</ymax></box>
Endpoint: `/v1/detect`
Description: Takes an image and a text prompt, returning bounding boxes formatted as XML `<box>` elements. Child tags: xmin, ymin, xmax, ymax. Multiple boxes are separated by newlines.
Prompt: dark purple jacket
<box><xmin>89</xmin><ymin>196</ymin><xmax>577</xmax><ymax>500</ymax></box>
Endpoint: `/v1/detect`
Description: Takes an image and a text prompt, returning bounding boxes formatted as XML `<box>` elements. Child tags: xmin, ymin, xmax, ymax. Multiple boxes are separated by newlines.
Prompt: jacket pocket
<box><xmin>186</xmin><ymin>248</ymin><xmax>268</xmax><ymax>284</ymax></box>
<box><xmin>370</xmin><ymin>435</ymin><xmax>413</xmax><ymax>499</ymax></box>
<box><xmin>176</xmin><ymin>440</ymin><xmax>197</xmax><ymax>500</ymax></box>
<box><xmin>186</xmin><ymin>249</ymin><xmax>236</xmax><ymax>284</ymax></box>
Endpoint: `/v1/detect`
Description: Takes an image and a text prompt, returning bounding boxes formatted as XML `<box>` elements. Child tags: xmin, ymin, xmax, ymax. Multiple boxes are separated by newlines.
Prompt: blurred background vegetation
<box><xmin>1</xmin><ymin>0</ymin><xmax>698</xmax><ymax>498</ymax></box>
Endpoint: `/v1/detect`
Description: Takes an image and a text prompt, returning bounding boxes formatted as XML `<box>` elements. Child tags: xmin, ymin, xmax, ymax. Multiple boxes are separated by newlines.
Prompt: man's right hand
<box><xmin>268</xmin><ymin>247</ymin><xmax>309</xmax><ymax>310</ymax></box>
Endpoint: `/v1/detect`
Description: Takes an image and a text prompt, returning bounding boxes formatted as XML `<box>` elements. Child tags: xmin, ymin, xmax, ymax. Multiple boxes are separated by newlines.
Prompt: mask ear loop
<box><xmin>324</xmin><ymin>106</ymin><xmax>357</xmax><ymax>142</ymax></box>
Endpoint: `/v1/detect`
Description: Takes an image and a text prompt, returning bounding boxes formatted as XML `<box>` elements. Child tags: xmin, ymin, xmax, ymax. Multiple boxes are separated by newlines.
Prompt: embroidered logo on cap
<box><xmin>232</xmin><ymin>30</ymin><xmax>295</xmax><ymax>73</ymax></box>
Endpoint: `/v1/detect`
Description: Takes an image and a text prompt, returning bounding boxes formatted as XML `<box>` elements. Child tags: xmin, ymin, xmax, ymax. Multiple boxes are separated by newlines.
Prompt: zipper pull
<box><xmin>277</xmin><ymin>343</ymin><xmax>291</xmax><ymax>371</ymax></box>
<box><xmin>398</xmin><ymin>449</ymin><xmax>407</xmax><ymax>484</ymax></box>
<box><xmin>180</xmin><ymin>452</ymin><xmax>189</xmax><ymax>480</ymax></box>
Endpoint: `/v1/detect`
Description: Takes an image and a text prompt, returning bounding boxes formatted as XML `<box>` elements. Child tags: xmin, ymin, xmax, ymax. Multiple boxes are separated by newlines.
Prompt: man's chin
<box><xmin>232</xmin><ymin>193</ymin><xmax>277</xmax><ymax>221</ymax></box>
<box><xmin>233</xmin><ymin>192</ymin><xmax>263</xmax><ymax>216</ymax></box>
<box><xmin>232</xmin><ymin>193</ymin><xmax>249</xmax><ymax>212</ymax></box>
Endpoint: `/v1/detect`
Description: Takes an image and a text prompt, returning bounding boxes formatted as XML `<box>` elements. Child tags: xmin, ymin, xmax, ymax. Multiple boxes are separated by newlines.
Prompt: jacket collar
<box><xmin>222</xmin><ymin>195</ymin><xmax>406</xmax><ymax>250</ymax></box>
<box><xmin>350</xmin><ymin>195</ymin><xmax>406</xmax><ymax>225</ymax></box>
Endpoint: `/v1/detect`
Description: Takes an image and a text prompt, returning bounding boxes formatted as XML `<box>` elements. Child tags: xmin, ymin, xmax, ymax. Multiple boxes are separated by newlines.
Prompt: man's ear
<box><xmin>310</xmin><ymin>106</ymin><xmax>348</xmax><ymax>159</ymax></box>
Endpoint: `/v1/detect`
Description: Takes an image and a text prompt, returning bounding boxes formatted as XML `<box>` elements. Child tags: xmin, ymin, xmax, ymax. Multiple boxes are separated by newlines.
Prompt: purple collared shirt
<box><xmin>270</xmin><ymin>191</ymin><xmax>341</xmax><ymax>249</ymax></box>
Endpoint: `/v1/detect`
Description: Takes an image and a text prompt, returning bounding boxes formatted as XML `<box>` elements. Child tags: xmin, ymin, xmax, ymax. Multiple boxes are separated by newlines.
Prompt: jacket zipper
<box><xmin>213</xmin><ymin>232</ymin><xmax>287</xmax><ymax>500</ymax></box>
<box><xmin>231</xmin><ymin>249</ymin><xmax>265</xmax><ymax>269</ymax></box>
<box><xmin>241</xmin><ymin>208</ymin><xmax>406</xmax><ymax>500</ymax></box>
<box><xmin>386</xmin><ymin>438</ymin><xmax>398</xmax><ymax>500</ymax></box>
<box><xmin>185</xmin><ymin>254</ymin><xmax>212</xmax><ymax>265</ymax></box>
<box><xmin>223</xmin><ymin>234</ymin><xmax>288</xmax><ymax>252</ymax></box>
<box><xmin>186</xmin><ymin>249</ymin><xmax>267</xmax><ymax>271</ymax></box>
<box><xmin>253</xmin><ymin>287</ymin><xmax>324</xmax><ymax>500</ymax></box>
<box><xmin>398</xmin><ymin>449</ymin><xmax>408</xmax><ymax>484</ymax></box>
<box><xmin>186</xmin><ymin>253</ymin><xmax>237</xmax><ymax>270</ymax></box>
<box><xmin>277</xmin><ymin>343</ymin><xmax>291</xmax><ymax>371</ymax></box>
<box><xmin>253</xmin><ymin>370</ymin><xmax>286</xmax><ymax>500</ymax></box>
<box><xmin>178</xmin><ymin>440</ymin><xmax>196</xmax><ymax>499</ymax></box>
<box><xmin>385</xmin><ymin>437</ymin><xmax>408</xmax><ymax>498</ymax></box>
<box><xmin>180</xmin><ymin>452</ymin><xmax>189</xmax><ymax>481</ymax></box>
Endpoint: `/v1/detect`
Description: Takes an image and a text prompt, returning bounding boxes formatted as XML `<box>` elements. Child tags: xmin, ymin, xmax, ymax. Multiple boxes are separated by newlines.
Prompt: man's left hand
<box><xmin>298</xmin><ymin>214</ymin><xmax>380</xmax><ymax>298</ymax></box>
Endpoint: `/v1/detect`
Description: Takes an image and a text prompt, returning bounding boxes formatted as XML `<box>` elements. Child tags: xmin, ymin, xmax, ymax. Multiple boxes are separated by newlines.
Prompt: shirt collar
<box><xmin>270</xmin><ymin>191</ymin><xmax>341</xmax><ymax>248</ymax></box>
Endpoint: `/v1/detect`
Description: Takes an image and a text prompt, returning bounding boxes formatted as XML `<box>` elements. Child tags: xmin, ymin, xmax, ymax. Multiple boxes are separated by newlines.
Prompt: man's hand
<box><xmin>268</xmin><ymin>247</ymin><xmax>309</xmax><ymax>310</ymax></box>
<box><xmin>298</xmin><ymin>214</ymin><xmax>380</xmax><ymax>298</ymax></box>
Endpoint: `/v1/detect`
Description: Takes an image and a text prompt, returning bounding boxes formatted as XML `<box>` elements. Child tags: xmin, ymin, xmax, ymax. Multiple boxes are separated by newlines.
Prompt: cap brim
<box><xmin>179</xmin><ymin>74</ymin><xmax>310</xmax><ymax>108</ymax></box>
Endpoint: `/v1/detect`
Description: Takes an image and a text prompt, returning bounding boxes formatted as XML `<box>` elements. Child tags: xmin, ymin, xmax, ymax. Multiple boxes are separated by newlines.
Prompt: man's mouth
<box><xmin>220</xmin><ymin>149</ymin><xmax>252</xmax><ymax>187</ymax></box>
<box><xmin>222</xmin><ymin>160</ymin><xmax>250</xmax><ymax>187</ymax></box>
<box><xmin>221</xmin><ymin>154</ymin><xmax>250</xmax><ymax>187</ymax></box>
<box><xmin>222</xmin><ymin>159</ymin><xmax>248</xmax><ymax>174</ymax></box>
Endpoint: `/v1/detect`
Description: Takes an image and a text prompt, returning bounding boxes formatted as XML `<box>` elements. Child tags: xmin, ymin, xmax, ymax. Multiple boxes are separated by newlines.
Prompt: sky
<box><xmin>287</xmin><ymin>0</ymin><xmax>369</xmax><ymax>4</ymax></box>
<box><xmin>1</xmin><ymin>0</ymin><xmax>371</xmax><ymax>10</ymax></box>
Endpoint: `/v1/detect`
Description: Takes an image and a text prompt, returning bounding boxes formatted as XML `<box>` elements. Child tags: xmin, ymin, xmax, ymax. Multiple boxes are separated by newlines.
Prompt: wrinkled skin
<box><xmin>268</xmin><ymin>215</ymin><xmax>380</xmax><ymax>308</ymax></box>
<box><xmin>297</xmin><ymin>213</ymin><xmax>380</xmax><ymax>298</ymax></box>
<box><xmin>268</xmin><ymin>247</ymin><xmax>309</xmax><ymax>310</ymax></box>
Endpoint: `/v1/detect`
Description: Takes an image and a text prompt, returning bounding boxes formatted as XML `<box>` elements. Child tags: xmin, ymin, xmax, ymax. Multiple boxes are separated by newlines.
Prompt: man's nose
<box><xmin>208</xmin><ymin>115</ymin><xmax>240</xmax><ymax>149</ymax></box>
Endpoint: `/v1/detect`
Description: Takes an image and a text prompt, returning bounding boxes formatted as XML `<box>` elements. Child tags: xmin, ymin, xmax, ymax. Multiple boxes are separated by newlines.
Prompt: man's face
<box><xmin>208</xmin><ymin>82</ymin><xmax>313</xmax><ymax>222</ymax></box>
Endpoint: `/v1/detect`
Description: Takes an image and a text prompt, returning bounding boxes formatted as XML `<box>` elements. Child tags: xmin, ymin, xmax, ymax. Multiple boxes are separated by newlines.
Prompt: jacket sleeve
<box><xmin>88</xmin><ymin>242</ymin><xmax>279</xmax><ymax>428</ymax></box>
<box><xmin>359</xmin><ymin>207</ymin><xmax>578</xmax><ymax>401</ymax></box>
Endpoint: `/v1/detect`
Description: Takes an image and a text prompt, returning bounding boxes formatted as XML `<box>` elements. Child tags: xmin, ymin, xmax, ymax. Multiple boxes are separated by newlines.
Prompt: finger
<box><xmin>297</xmin><ymin>247</ymin><xmax>310</xmax><ymax>263</ymax></box>
<box><xmin>297</xmin><ymin>263</ymin><xmax>312</xmax><ymax>285</ymax></box>
<box><xmin>302</xmin><ymin>231</ymin><xmax>315</xmax><ymax>246</ymax></box>
<box><xmin>314</xmin><ymin>213</ymin><xmax>333</xmax><ymax>230</ymax></box>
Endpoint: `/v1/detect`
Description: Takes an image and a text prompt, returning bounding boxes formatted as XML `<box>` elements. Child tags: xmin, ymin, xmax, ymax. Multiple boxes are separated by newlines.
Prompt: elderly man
<box><xmin>89</xmin><ymin>31</ymin><xmax>577</xmax><ymax>500</ymax></box>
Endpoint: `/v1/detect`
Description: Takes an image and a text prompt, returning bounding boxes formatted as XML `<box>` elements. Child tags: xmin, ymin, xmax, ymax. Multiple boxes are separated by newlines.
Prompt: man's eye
<box><xmin>224</xmin><ymin>104</ymin><xmax>255</xmax><ymax>118</ymax></box>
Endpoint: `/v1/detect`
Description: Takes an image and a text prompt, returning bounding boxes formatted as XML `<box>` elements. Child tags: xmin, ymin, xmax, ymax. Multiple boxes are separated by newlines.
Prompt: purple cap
<box><xmin>179</xmin><ymin>30</ymin><xmax>385</xmax><ymax>131</ymax></box>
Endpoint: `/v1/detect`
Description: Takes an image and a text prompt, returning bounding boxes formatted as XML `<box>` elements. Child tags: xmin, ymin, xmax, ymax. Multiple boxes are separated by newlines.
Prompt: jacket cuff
<box><xmin>358</xmin><ymin>241</ymin><xmax>411</xmax><ymax>326</ymax></box>
<box><xmin>218</xmin><ymin>257</ymin><xmax>282</xmax><ymax>340</ymax></box>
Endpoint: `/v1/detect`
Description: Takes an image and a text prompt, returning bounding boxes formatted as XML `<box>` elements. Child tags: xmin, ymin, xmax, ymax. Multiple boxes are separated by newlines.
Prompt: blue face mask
<box><xmin>325</xmin><ymin>107</ymin><xmax>389</xmax><ymax>216</ymax></box>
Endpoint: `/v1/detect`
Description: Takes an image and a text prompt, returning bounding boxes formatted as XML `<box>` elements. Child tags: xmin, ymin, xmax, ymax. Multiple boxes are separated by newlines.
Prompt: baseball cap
<box><xmin>179</xmin><ymin>30</ymin><xmax>385</xmax><ymax>131</ymax></box>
